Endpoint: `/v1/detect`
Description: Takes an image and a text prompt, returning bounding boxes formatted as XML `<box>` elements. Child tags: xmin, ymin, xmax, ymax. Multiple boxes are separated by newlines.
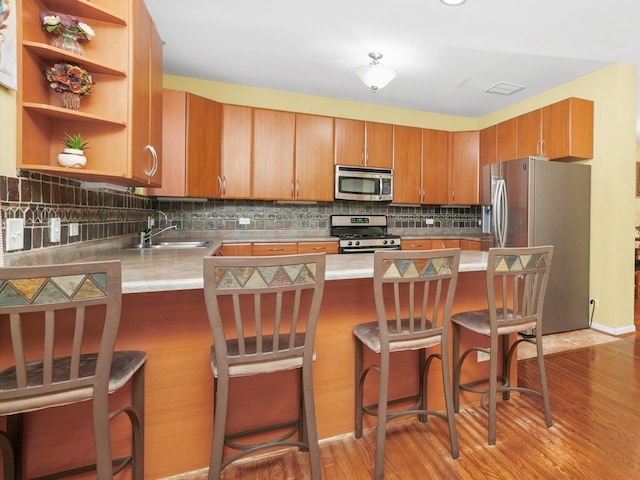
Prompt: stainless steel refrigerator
<box><xmin>481</xmin><ymin>156</ymin><xmax>591</xmax><ymax>335</ymax></box>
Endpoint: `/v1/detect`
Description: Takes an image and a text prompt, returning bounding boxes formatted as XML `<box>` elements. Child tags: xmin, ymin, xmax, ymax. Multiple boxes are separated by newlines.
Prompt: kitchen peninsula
<box><xmin>3</xmin><ymin>243</ymin><xmax>501</xmax><ymax>479</ymax></box>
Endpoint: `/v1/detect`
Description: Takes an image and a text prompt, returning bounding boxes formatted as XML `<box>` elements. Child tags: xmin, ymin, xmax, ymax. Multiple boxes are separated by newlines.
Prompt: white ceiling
<box><xmin>145</xmin><ymin>0</ymin><xmax>639</xmax><ymax>138</ymax></box>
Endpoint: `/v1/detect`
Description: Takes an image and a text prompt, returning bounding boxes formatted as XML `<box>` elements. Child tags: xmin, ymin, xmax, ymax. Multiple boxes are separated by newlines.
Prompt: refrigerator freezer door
<box><xmin>533</xmin><ymin>160</ymin><xmax>591</xmax><ymax>334</ymax></box>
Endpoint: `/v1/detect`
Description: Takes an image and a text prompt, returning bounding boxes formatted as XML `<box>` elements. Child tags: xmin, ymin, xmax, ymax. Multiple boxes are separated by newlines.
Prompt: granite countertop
<box><xmin>82</xmin><ymin>241</ymin><xmax>488</xmax><ymax>294</ymax></box>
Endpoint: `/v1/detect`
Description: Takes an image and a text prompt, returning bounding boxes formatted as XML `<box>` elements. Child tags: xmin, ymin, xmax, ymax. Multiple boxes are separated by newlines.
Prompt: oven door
<box><xmin>339</xmin><ymin>245</ymin><xmax>402</xmax><ymax>254</ymax></box>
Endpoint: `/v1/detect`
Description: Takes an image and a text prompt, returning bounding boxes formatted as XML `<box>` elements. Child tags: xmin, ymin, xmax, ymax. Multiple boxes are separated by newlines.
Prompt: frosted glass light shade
<box><xmin>355</xmin><ymin>63</ymin><xmax>397</xmax><ymax>91</ymax></box>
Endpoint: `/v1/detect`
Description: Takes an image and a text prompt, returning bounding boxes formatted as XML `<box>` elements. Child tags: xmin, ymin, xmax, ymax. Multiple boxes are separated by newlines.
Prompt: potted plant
<box><xmin>57</xmin><ymin>132</ymin><xmax>88</xmax><ymax>168</ymax></box>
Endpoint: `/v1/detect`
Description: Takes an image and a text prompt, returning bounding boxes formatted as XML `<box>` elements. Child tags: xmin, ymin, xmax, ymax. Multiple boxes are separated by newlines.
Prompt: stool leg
<box><xmin>301</xmin><ymin>359</ymin><xmax>322</xmax><ymax>480</ymax></box>
<box><xmin>93</xmin><ymin>385</ymin><xmax>114</xmax><ymax>480</ymax></box>
<box><xmin>3</xmin><ymin>414</ymin><xmax>22</xmax><ymax>480</ymax></box>
<box><xmin>374</xmin><ymin>350</ymin><xmax>390</xmax><ymax>480</ymax></box>
<box><xmin>418</xmin><ymin>349</ymin><xmax>427</xmax><ymax>423</ymax></box>
<box><xmin>354</xmin><ymin>338</ymin><xmax>364</xmax><ymax>439</ymax></box>
<box><xmin>440</xmin><ymin>339</ymin><xmax>460</xmax><ymax>459</ymax></box>
<box><xmin>488</xmin><ymin>334</ymin><xmax>499</xmax><ymax>446</ymax></box>
<box><xmin>132</xmin><ymin>365</ymin><xmax>145</xmax><ymax>480</ymax></box>
<box><xmin>209</xmin><ymin>373</ymin><xmax>230</xmax><ymax>480</ymax></box>
<box><xmin>452</xmin><ymin>323</ymin><xmax>462</xmax><ymax>413</ymax></box>
<box><xmin>536</xmin><ymin>337</ymin><xmax>553</xmax><ymax>428</ymax></box>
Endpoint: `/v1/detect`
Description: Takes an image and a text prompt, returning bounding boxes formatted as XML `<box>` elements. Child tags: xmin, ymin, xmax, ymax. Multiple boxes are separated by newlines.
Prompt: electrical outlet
<box><xmin>6</xmin><ymin>218</ymin><xmax>25</xmax><ymax>251</ymax></box>
<box><xmin>477</xmin><ymin>350</ymin><xmax>490</xmax><ymax>362</ymax></box>
<box><xmin>239</xmin><ymin>218</ymin><xmax>250</xmax><ymax>225</ymax></box>
<box><xmin>69</xmin><ymin>222</ymin><xmax>79</xmax><ymax>237</ymax></box>
<box><xmin>49</xmin><ymin>218</ymin><xmax>61</xmax><ymax>243</ymax></box>
<box><xmin>425</xmin><ymin>218</ymin><xmax>434</xmax><ymax>225</ymax></box>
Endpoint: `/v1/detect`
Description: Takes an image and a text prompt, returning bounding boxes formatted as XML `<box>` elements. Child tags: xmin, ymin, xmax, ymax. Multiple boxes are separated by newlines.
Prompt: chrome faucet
<box><xmin>138</xmin><ymin>211</ymin><xmax>178</xmax><ymax>247</ymax></box>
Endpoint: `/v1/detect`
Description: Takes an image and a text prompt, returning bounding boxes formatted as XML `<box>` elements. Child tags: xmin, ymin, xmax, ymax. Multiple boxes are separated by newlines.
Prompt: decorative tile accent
<box><xmin>494</xmin><ymin>252</ymin><xmax>550</xmax><ymax>272</ymax></box>
<box><xmin>0</xmin><ymin>272</ymin><xmax>108</xmax><ymax>306</ymax></box>
<box><xmin>214</xmin><ymin>262</ymin><xmax>318</xmax><ymax>289</ymax></box>
<box><xmin>382</xmin><ymin>256</ymin><xmax>455</xmax><ymax>278</ymax></box>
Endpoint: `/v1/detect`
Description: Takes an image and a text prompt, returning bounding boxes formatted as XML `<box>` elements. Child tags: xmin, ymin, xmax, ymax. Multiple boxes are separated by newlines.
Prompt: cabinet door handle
<box><xmin>222</xmin><ymin>177</ymin><xmax>227</xmax><ymax>195</ymax></box>
<box><xmin>217</xmin><ymin>176</ymin><xmax>222</xmax><ymax>195</ymax></box>
<box><xmin>146</xmin><ymin>145</ymin><xmax>158</xmax><ymax>177</ymax></box>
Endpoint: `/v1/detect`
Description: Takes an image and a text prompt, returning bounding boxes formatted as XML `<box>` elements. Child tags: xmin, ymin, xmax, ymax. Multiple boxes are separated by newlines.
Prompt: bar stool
<box><xmin>452</xmin><ymin>246</ymin><xmax>554</xmax><ymax>446</ymax></box>
<box><xmin>203</xmin><ymin>253</ymin><xmax>326</xmax><ymax>480</ymax></box>
<box><xmin>353</xmin><ymin>249</ymin><xmax>461</xmax><ymax>480</ymax></box>
<box><xmin>0</xmin><ymin>260</ymin><xmax>146</xmax><ymax>479</ymax></box>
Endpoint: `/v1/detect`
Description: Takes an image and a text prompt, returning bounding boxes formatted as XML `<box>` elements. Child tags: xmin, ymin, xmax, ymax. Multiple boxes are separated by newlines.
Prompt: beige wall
<box><xmin>2</xmin><ymin>64</ymin><xmax>637</xmax><ymax>333</ymax></box>
<box><xmin>0</xmin><ymin>86</ymin><xmax>16</xmax><ymax>177</ymax></box>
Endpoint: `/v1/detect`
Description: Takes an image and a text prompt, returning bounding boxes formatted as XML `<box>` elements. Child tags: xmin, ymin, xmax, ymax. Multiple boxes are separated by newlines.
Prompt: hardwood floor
<box><xmin>180</xmin><ymin>305</ymin><xmax>640</xmax><ymax>480</ymax></box>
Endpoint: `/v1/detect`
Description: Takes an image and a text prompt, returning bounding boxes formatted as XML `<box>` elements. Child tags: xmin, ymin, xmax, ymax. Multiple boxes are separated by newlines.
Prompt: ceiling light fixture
<box><xmin>440</xmin><ymin>0</ymin><xmax>467</xmax><ymax>5</ymax></box>
<box><xmin>355</xmin><ymin>52</ymin><xmax>397</xmax><ymax>93</ymax></box>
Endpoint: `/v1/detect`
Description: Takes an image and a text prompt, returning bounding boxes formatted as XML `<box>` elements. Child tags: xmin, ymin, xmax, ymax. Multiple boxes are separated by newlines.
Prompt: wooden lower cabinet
<box><xmin>251</xmin><ymin>242</ymin><xmax>299</xmax><ymax>256</ymax></box>
<box><xmin>297</xmin><ymin>241</ymin><xmax>339</xmax><ymax>254</ymax></box>
<box><xmin>403</xmin><ymin>239</ymin><xmax>480</xmax><ymax>251</ymax></box>
<box><xmin>461</xmin><ymin>240</ymin><xmax>482</xmax><ymax>251</ymax></box>
<box><xmin>402</xmin><ymin>239</ymin><xmax>432</xmax><ymax>250</ymax></box>
<box><xmin>218</xmin><ymin>241</ymin><xmax>338</xmax><ymax>256</ymax></box>
<box><xmin>218</xmin><ymin>243</ymin><xmax>252</xmax><ymax>256</ymax></box>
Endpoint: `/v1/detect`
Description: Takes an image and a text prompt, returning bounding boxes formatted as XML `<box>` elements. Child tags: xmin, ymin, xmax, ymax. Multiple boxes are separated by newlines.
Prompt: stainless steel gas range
<box><xmin>330</xmin><ymin>214</ymin><xmax>401</xmax><ymax>254</ymax></box>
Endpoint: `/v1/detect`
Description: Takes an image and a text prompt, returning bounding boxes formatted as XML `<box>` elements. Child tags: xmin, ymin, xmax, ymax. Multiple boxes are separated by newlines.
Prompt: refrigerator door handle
<box><xmin>493</xmin><ymin>178</ymin><xmax>507</xmax><ymax>248</ymax></box>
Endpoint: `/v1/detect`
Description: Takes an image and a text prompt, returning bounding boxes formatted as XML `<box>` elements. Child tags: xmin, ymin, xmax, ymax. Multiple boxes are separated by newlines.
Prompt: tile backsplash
<box><xmin>157</xmin><ymin>199</ymin><xmax>481</xmax><ymax>234</ymax></box>
<box><xmin>0</xmin><ymin>173</ymin><xmax>152</xmax><ymax>252</ymax></box>
<box><xmin>1</xmin><ymin>172</ymin><xmax>481</xmax><ymax>257</ymax></box>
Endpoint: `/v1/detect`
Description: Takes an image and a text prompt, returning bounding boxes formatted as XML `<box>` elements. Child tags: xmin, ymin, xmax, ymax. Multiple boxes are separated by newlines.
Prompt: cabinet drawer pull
<box><xmin>269</xmin><ymin>248</ymin><xmax>284</xmax><ymax>252</ymax></box>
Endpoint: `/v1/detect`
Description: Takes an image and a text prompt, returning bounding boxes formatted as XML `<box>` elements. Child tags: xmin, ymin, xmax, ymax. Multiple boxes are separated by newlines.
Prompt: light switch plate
<box><xmin>49</xmin><ymin>217</ymin><xmax>61</xmax><ymax>243</ymax></box>
<box><xmin>6</xmin><ymin>218</ymin><xmax>25</xmax><ymax>251</ymax></box>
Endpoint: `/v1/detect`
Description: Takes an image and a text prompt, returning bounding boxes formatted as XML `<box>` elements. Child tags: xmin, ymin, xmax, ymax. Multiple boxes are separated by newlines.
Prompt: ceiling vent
<box><xmin>484</xmin><ymin>81</ymin><xmax>526</xmax><ymax>95</ymax></box>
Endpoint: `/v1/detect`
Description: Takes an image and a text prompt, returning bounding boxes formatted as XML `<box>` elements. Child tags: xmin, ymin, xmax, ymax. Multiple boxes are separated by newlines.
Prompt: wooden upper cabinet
<box><xmin>335</xmin><ymin>118</ymin><xmax>365</xmax><ymax>166</ymax></box>
<box><xmin>479</xmin><ymin>125</ymin><xmax>497</xmax><ymax>167</ymax></box>
<box><xmin>130</xmin><ymin>0</ymin><xmax>163</xmax><ymax>186</ymax></box>
<box><xmin>517</xmin><ymin>108</ymin><xmax>543</xmax><ymax>157</ymax></box>
<box><xmin>295</xmin><ymin>114</ymin><xmax>335</xmax><ymax>201</ymax></box>
<box><xmin>422</xmin><ymin>129</ymin><xmax>450</xmax><ymax>205</ymax></box>
<box><xmin>334</xmin><ymin>118</ymin><xmax>392</xmax><ymax>167</ymax></box>
<box><xmin>542</xmin><ymin>97</ymin><xmax>594</xmax><ymax>160</ymax></box>
<box><xmin>252</xmin><ymin>109</ymin><xmax>296</xmax><ymax>200</ymax></box>
<box><xmin>148</xmin><ymin>90</ymin><xmax>221</xmax><ymax>198</ymax></box>
<box><xmin>221</xmin><ymin>104</ymin><xmax>252</xmax><ymax>199</ymax></box>
<box><xmin>496</xmin><ymin>117</ymin><xmax>518</xmax><ymax>162</ymax></box>
<box><xmin>449</xmin><ymin>131</ymin><xmax>480</xmax><ymax>205</ymax></box>
<box><xmin>365</xmin><ymin>122</ymin><xmax>393</xmax><ymax>168</ymax></box>
<box><xmin>392</xmin><ymin>125</ymin><xmax>422</xmax><ymax>204</ymax></box>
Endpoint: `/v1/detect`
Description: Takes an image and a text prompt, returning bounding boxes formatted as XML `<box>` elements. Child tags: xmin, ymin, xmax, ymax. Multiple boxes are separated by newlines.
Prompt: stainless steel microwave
<box><xmin>334</xmin><ymin>165</ymin><xmax>393</xmax><ymax>202</ymax></box>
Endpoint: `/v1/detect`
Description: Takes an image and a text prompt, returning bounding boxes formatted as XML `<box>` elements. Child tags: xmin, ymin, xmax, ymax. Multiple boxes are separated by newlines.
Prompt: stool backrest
<box><xmin>203</xmin><ymin>254</ymin><xmax>326</xmax><ymax>372</ymax></box>
<box><xmin>373</xmin><ymin>249</ymin><xmax>461</xmax><ymax>351</ymax></box>
<box><xmin>486</xmin><ymin>246</ymin><xmax>554</xmax><ymax>333</ymax></box>
<box><xmin>0</xmin><ymin>261</ymin><xmax>122</xmax><ymax>405</ymax></box>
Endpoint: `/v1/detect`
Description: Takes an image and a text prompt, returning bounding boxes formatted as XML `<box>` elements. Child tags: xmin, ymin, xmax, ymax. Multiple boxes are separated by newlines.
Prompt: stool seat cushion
<box><xmin>0</xmin><ymin>351</ymin><xmax>147</xmax><ymax>415</ymax></box>
<box><xmin>353</xmin><ymin>319</ymin><xmax>442</xmax><ymax>353</ymax></box>
<box><xmin>452</xmin><ymin>309</ymin><xmax>537</xmax><ymax>336</ymax></box>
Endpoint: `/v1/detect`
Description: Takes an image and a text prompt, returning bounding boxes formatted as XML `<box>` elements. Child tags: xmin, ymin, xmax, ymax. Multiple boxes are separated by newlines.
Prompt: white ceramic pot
<box><xmin>57</xmin><ymin>148</ymin><xmax>87</xmax><ymax>168</ymax></box>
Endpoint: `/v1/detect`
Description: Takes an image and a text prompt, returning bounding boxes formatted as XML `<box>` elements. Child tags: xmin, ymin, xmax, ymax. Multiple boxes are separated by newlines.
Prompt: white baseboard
<box><xmin>590</xmin><ymin>322</ymin><xmax>636</xmax><ymax>336</ymax></box>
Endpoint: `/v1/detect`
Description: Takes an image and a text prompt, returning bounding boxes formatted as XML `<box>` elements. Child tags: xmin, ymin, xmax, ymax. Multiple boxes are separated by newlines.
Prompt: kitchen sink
<box><xmin>128</xmin><ymin>241</ymin><xmax>211</xmax><ymax>249</ymax></box>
